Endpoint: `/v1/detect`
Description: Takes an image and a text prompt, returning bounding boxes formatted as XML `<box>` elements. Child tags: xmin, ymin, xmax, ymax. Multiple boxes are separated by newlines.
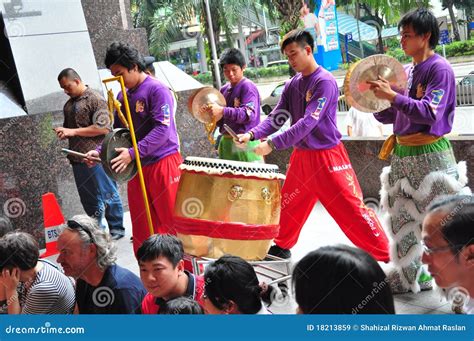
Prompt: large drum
<box><xmin>174</xmin><ymin>157</ymin><xmax>285</xmax><ymax>260</ymax></box>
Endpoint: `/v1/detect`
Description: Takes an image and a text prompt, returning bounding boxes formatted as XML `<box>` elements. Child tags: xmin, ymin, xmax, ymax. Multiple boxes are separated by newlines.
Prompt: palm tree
<box><xmin>442</xmin><ymin>0</ymin><xmax>463</xmax><ymax>41</ymax></box>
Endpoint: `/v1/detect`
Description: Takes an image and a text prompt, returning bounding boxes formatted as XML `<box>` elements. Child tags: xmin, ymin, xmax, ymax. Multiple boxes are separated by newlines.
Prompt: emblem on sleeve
<box><xmin>310</xmin><ymin>97</ymin><xmax>327</xmax><ymax>120</ymax></box>
<box><xmin>161</xmin><ymin>104</ymin><xmax>171</xmax><ymax>126</ymax></box>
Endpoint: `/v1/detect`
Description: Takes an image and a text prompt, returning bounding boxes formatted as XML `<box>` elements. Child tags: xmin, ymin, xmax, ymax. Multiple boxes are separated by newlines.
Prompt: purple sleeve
<box><xmin>223</xmin><ymin>84</ymin><xmax>260</xmax><ymax>124</ymax></box>
<box><xmin>128</xmin><ymin>87</ymin><xmax>174</xmax><ymax>160</ymax></box>
<box><xmin>392</xmin><ymin>69</ymin><xmax>453</xmax><ymax>125</ymax></box>
<box><xmin>272</xmin><ymin>80</ymin><xmax>337</xmax><ymax>150</ymax></box>
<box><xmin>373</xmin><ymin>107</ymin><xmax>397</xmax><ymax>124</ymax></box>
<box><xmin>251</xmin><ymin>83</ymin><xmax>290</xmax><ymax>140</ymax></box>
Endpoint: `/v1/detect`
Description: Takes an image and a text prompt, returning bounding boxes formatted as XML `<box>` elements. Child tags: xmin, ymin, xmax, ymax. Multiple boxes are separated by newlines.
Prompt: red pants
<box><xmin>275</xmin><ymin>144</ymin><xmax>390</xmax><ymax>262</ymax></box>
<box><xmin>128</xmin><ymin>152</ymin><xmax>182</xmax><ymax>254</ymax></box>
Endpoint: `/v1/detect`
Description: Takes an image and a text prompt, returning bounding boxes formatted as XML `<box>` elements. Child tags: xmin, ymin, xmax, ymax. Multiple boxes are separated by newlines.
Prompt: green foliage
<box><xmin>192</xmin><ymin>65</ymin><xmax>290</xmax><ymax>84</ymax></box>
<box><xmin>386</xmin><ymin>39</ymin><xmax>474</xmax><ymax>64</ymax></box>
<box><xmin>435</xmin><ymin>39</ymin><xmax>474</xmax><ymax>57</ymax></box>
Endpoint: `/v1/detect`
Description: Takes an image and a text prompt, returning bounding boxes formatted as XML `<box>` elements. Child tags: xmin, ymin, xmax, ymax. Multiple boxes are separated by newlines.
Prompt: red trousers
<box><xmin>275</xmin><ymin>144</ymin><xmax>390</xmax><ymax>262</ymax></box>
<box><xmin>128</xmin><ymin>152</ymin><xmax>182</xmax><ymax>254</ymax></box>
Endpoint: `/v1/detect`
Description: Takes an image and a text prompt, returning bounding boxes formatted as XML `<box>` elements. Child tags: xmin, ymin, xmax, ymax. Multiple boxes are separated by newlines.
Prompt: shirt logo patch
<box><xmin>310</xmin><ymin>97</ymin><xmax>327</xmax><ymax>120</ymax></box>
<box><xmin>305</xmin><ymin>90</ymin><xmax>312</xmax><ymax>102</ymax></box>
<box><xmin>135</xmin><ymin>100</ymin><xmax>145</xmax><ymax>113</ymax></box>
<box><xmin>234</xmin><ymin>97</ymin><xmax>241</xmax><ymax>107</ymax></box>
<box><xmin>161</xmin><ymin>104</ymin><xmax>171</xmax><ymax>126</ymax></box>
<box><xmin>430</xmin><ymin>89</ymin><xmax>445</xmax><ymax>106</ymax></box>
<box><xmin>245</xmin><ymin>101</ymin><xmax>254</xmax><ymax>116</ymax></box>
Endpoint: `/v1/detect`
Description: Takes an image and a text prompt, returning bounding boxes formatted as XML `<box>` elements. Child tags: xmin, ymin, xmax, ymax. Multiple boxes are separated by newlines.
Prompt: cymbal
<box><xmin>189</xmin><ymin>87</ymin><xmax>226</xmax><ymax>123</ymax></box>
<box><xmin>344</xmin><ymin>54</ymin><xmax>407</xmax><ymax>113</ymax></box>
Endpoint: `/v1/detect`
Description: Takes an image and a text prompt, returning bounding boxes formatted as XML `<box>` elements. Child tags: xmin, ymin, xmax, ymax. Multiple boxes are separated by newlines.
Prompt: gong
<box><xmin>100</xmin><ymin>128</ymin><xmax>138</xmax><ymax>182</ymax></box>
<box><xmin>344</xmin><ymin>54</ymin><xmax>407</xmax><ymax>113</ymax></box>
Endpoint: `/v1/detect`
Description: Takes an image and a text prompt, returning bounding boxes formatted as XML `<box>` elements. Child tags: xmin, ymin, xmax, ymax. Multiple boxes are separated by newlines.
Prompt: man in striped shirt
<box><xmin>0</xmin><ymin>232</ymin><xmax>75</xmax><ymax>314</ymax></box>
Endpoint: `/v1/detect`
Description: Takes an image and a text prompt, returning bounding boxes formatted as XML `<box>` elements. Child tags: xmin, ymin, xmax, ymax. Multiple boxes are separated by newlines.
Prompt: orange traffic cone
<box><xmin>40</xmin><ymin>192</ymin><xmax>65</xmax><ymax>258</ymax></box>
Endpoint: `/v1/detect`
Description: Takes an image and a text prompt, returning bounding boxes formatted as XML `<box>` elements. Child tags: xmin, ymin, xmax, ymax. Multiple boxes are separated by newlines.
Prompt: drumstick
<box><xmin>223</xmin><ymin>124</ymin><xmax>240</xmax><ymax>141</ymax></box>
<box><xmin>61</xmin><ymin>148</ymin><xmax>102</xmax><ymax>163</ymax></box>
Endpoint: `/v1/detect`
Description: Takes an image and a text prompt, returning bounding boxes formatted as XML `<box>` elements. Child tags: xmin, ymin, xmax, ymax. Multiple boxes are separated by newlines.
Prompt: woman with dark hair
<box><xmin>203</xmin><ymin>255</ymin><xmax>270</xmax><ymax>314</ymax></box>
<box><xmin>0</xmin><ymin>232</ymin><xmax>75</xmax><ymax>314</ymax></box>
<box><xmin>293</xmin><ymin>245</ymin><xmax>395</xmax><ymax>314</ymax></box>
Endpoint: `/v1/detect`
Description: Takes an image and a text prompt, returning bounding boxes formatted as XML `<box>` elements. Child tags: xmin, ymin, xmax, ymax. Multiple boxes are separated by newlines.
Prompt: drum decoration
<box><xmin>173</xmin><ymin>157</ymin><xmax>285</xmax><ymax>260</ymax></box>
<box><xmin>344</xmin><ymin>54</ymin><xmax>407</xmax><ymax>113</ymax></box>
<box><xmin>188</xmin><ymin>87</ymin><xmax>226</xmax><ymax>145</ymax></box>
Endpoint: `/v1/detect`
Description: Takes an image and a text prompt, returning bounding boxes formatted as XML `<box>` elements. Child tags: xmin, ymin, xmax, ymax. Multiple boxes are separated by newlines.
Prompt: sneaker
<box><xmin>111</xmin><ymin>234</ymin><xmax>124</xmax><ymax>241</ymax></box>
<box><xmin>267</xmin><ymin>245</ymin><xmax>292</xmax><ymax>259</ymax></box>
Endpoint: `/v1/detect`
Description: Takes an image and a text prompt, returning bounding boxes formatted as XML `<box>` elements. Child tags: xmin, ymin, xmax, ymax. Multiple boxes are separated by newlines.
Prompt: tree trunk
<box><xmin>447</xmin><ymin>2</ymin><xmax>461</xmax><ymax>41</ymax></box>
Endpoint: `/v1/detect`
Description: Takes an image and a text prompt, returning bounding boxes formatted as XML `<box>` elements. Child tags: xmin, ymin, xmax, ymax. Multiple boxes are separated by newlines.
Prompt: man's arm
<box><xmin>392</xmin><ymin>69</ymin><xmax>453</xmax><ymax>125</ymax></box>
<box><xmin>251</xmin><ymin>82</ymin><xmax>290</xmax><ymax>140</ymax></box>
<box><xmin>271</xmin><ymin>79</ymin><xmax>337</xmax><ymax>150</ymax></box>
<box><xmin>221</xmin><ymin>85</ymin><xmax>260</xmax><ymax>124</ymax></box>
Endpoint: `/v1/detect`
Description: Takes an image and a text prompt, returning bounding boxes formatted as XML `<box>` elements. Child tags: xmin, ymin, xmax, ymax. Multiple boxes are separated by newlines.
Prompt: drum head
<box><xmin>100</xmin><ymin>128</ymin><xmax>138</xmax><ymax>182</ymax></box>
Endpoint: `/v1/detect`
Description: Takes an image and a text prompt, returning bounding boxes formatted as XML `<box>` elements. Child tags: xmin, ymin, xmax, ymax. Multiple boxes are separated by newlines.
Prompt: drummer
<box><xmin>367</xmin><ymin>8</ymin><xmax>469</xmax><ymax>293</ymax></box>
<box><xmin>203</xmin><ymin>48</ymin><xmax>263</xmax><ymax>162</ymax></box>
<box><xmin>85</xmin><ymin>42</ymin><xmax>182</xmax><ymax>255</ymax></box>
<box><xmin>238</xmin><ymin>29</ymin><xmax>390</xmax><ymax>262</ymax></box>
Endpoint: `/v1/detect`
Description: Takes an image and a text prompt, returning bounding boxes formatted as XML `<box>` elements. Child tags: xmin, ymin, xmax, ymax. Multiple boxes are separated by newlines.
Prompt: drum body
<box><xmin>174</xmin><ymin>157</ymin><xmax>285</xmax><ymax>260</ymax></box>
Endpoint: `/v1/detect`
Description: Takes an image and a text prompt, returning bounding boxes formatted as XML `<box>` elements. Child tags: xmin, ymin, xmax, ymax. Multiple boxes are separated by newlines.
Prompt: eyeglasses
<box><xmin>420</xmin><ymin>240</ymin><xmax>463</xmax><ymax>255</ymax></box>
<box><xmin>67</xmin><ymin>220</ymin><xmax>93</xmax><ymax>242</ymax></box>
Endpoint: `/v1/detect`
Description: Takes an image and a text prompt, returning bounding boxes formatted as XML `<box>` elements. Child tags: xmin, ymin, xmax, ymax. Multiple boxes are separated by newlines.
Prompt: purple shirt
<box><xmin>219</xmin><ymin>77</ymin><xmax>261</xmax><ymax>134</ymax></box>
<box><xmin>252</xmin><ymin>67</ymin><xmax>340</xmax><ymax>150</ymax></box>
<box><xmin>374</xmin><ymin>54</ymin><xmax>456</xmax><ymax>136</ymax></box>
<box><xmin>114</xmin><ymin>76</ymin><xmax>180</xmax><ymax>166</ymax></box>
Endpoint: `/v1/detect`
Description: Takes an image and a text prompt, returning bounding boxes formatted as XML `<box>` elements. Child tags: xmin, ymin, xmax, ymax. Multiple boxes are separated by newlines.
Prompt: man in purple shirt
<box><xmin>86</xmin><ymin>42</ymin><xmax>182</xmax><ymax>255</ymax></box>
<box><xmin>205</xmin><ymin>48</ymin><xmax>262</xmax><ymax>162</ymax></box>
<box><xmin>238</xmin><ymin>29</ymin><xmax>390</xmax><ymax>262</ymax></box>
<box><xmin>368</xmin><ymin>8</ymin><xmax>470</xmax><ymax>293</ymax></box>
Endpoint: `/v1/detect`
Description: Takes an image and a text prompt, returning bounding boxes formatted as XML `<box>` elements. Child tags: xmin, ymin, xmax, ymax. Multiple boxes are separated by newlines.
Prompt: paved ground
<box><xmin>61</xmin><ymin>203</ymin><xmax>452</xmax><ymax>315</ymax></box>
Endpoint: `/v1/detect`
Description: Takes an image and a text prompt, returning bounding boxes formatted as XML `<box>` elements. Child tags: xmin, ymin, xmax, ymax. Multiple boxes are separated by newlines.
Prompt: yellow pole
<box><xmin>102</xmin><ymin>76</ymin><xmax>154</xmax><ymax>237</ymax></box>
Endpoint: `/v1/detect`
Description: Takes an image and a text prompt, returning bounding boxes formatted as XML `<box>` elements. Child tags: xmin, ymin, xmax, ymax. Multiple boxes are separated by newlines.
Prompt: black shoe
<box><xmin>111</xmin><ymin>234</ymin><xmax>124</xmax><ymax>241</ymax></box>
<box><xmin>267</xmin><ymin>245</ymin><xmax>292</xmax><ymax>259</ymax></box>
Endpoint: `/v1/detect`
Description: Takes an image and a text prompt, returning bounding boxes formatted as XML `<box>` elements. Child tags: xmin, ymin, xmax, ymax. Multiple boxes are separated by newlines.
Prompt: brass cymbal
<box><xmin>189</xmin><ymin>87</ymin><xmax>226</xmax><ymax>123</ymax></box>
<box><xmin>344</xmin><ymin>54</ymin><xmax>407</xmax><ymax>113</ymax></box>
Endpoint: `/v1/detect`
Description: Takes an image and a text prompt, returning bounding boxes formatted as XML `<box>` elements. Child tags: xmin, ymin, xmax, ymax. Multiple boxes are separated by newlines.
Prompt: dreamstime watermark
<box><xmin>4</xmin><ymin>20</ymin><xmax>26</xmax><ymax>38</ymax></box>
<box><xmin>3</xmin><ymin>198</ymin><xmax>26</xmax><ymax>219</ymax></box>
<box><xmin>439</xmin><ymin>195</ymin><xmax>472</xmax><ymax>227</ymax></box>
<box><xmin>281</xmin><ymin>188</ymin><xmax>300</xmax><ymax>211</ymax></box>
<box><xmin>92</xmin><ymin>109</ymin><xmax>112</xmax><ymax>129</ymax></box>
<box><xmin>4</xmin><ymin>322</ymin><xmax>85</xmax><ymax>335</ymax></box>
<box><xmin>181</xmin><ymin>197</ymin><xmax>204</xmax><ymax>218</ymax></box>
<box><xmin>447</xmin><ymin>286</ymin><xmax>470</xmax><ymax>313</ymax></box>
<box><xmin>269</xmin><ymin>109</ymin><xmax>291</xmax><ymax>130</ymax></box>
<box><xmin>351</xmin><ymin>278</ymin><xmax>389</xmax><ymax>314</ymax></box>
<box><xmin>92</xmin><ymin>286</ymin><xmax>115</xmax><ymax>308</ymax></box>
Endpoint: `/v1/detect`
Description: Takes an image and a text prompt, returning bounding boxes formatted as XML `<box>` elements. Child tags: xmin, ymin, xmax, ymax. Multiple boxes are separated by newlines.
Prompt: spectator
<box><xmin>293</xmin><ymin>245</ymin><xmax>395</xmax><ymax>314</ymax></box>
<box><xmin>203</xmin><ymin>255</ymin><xmax>271</xmax><ymax>314</ymax></box>
<box><xmin>422</xmin><ymin>195</ymin><xmax>474</xmax><ymax>314</ymax></box>
<box><xmin>56</xmin><ymin>68</ymin><xmax>125</xmax><ymax>240</ymax></box>
<box><xmin>138</xmin><ymin>234</ymin><xmax>205</xmax><ymax>314</ymax></box>
<box><xmin>57</xmin><ymin>215</ymin><xmax>146</xmax><ymax>314</ymax></box>
<box><xmin>144</xmin><ymin>56</ymin><xmax>156</xmax><ymax>77</ymax></box>
<box><xmin>159</xmin><ymin>297</ymin><xmax>204</xmax><ymax>315</ymax></box>
<box><xmin>346</xmin><ymin>106</ymin><xmax>383</xmax><ymax>137</ymax></box>
<box><xmin>0</xmin><ymin>232</ymin><xmax>75</xmax><ymax>314</ymax></box>
<box><xmin>0</xmin><ymin>216</ymin><xmax>13</xmax><ymax>237</ymax></box>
